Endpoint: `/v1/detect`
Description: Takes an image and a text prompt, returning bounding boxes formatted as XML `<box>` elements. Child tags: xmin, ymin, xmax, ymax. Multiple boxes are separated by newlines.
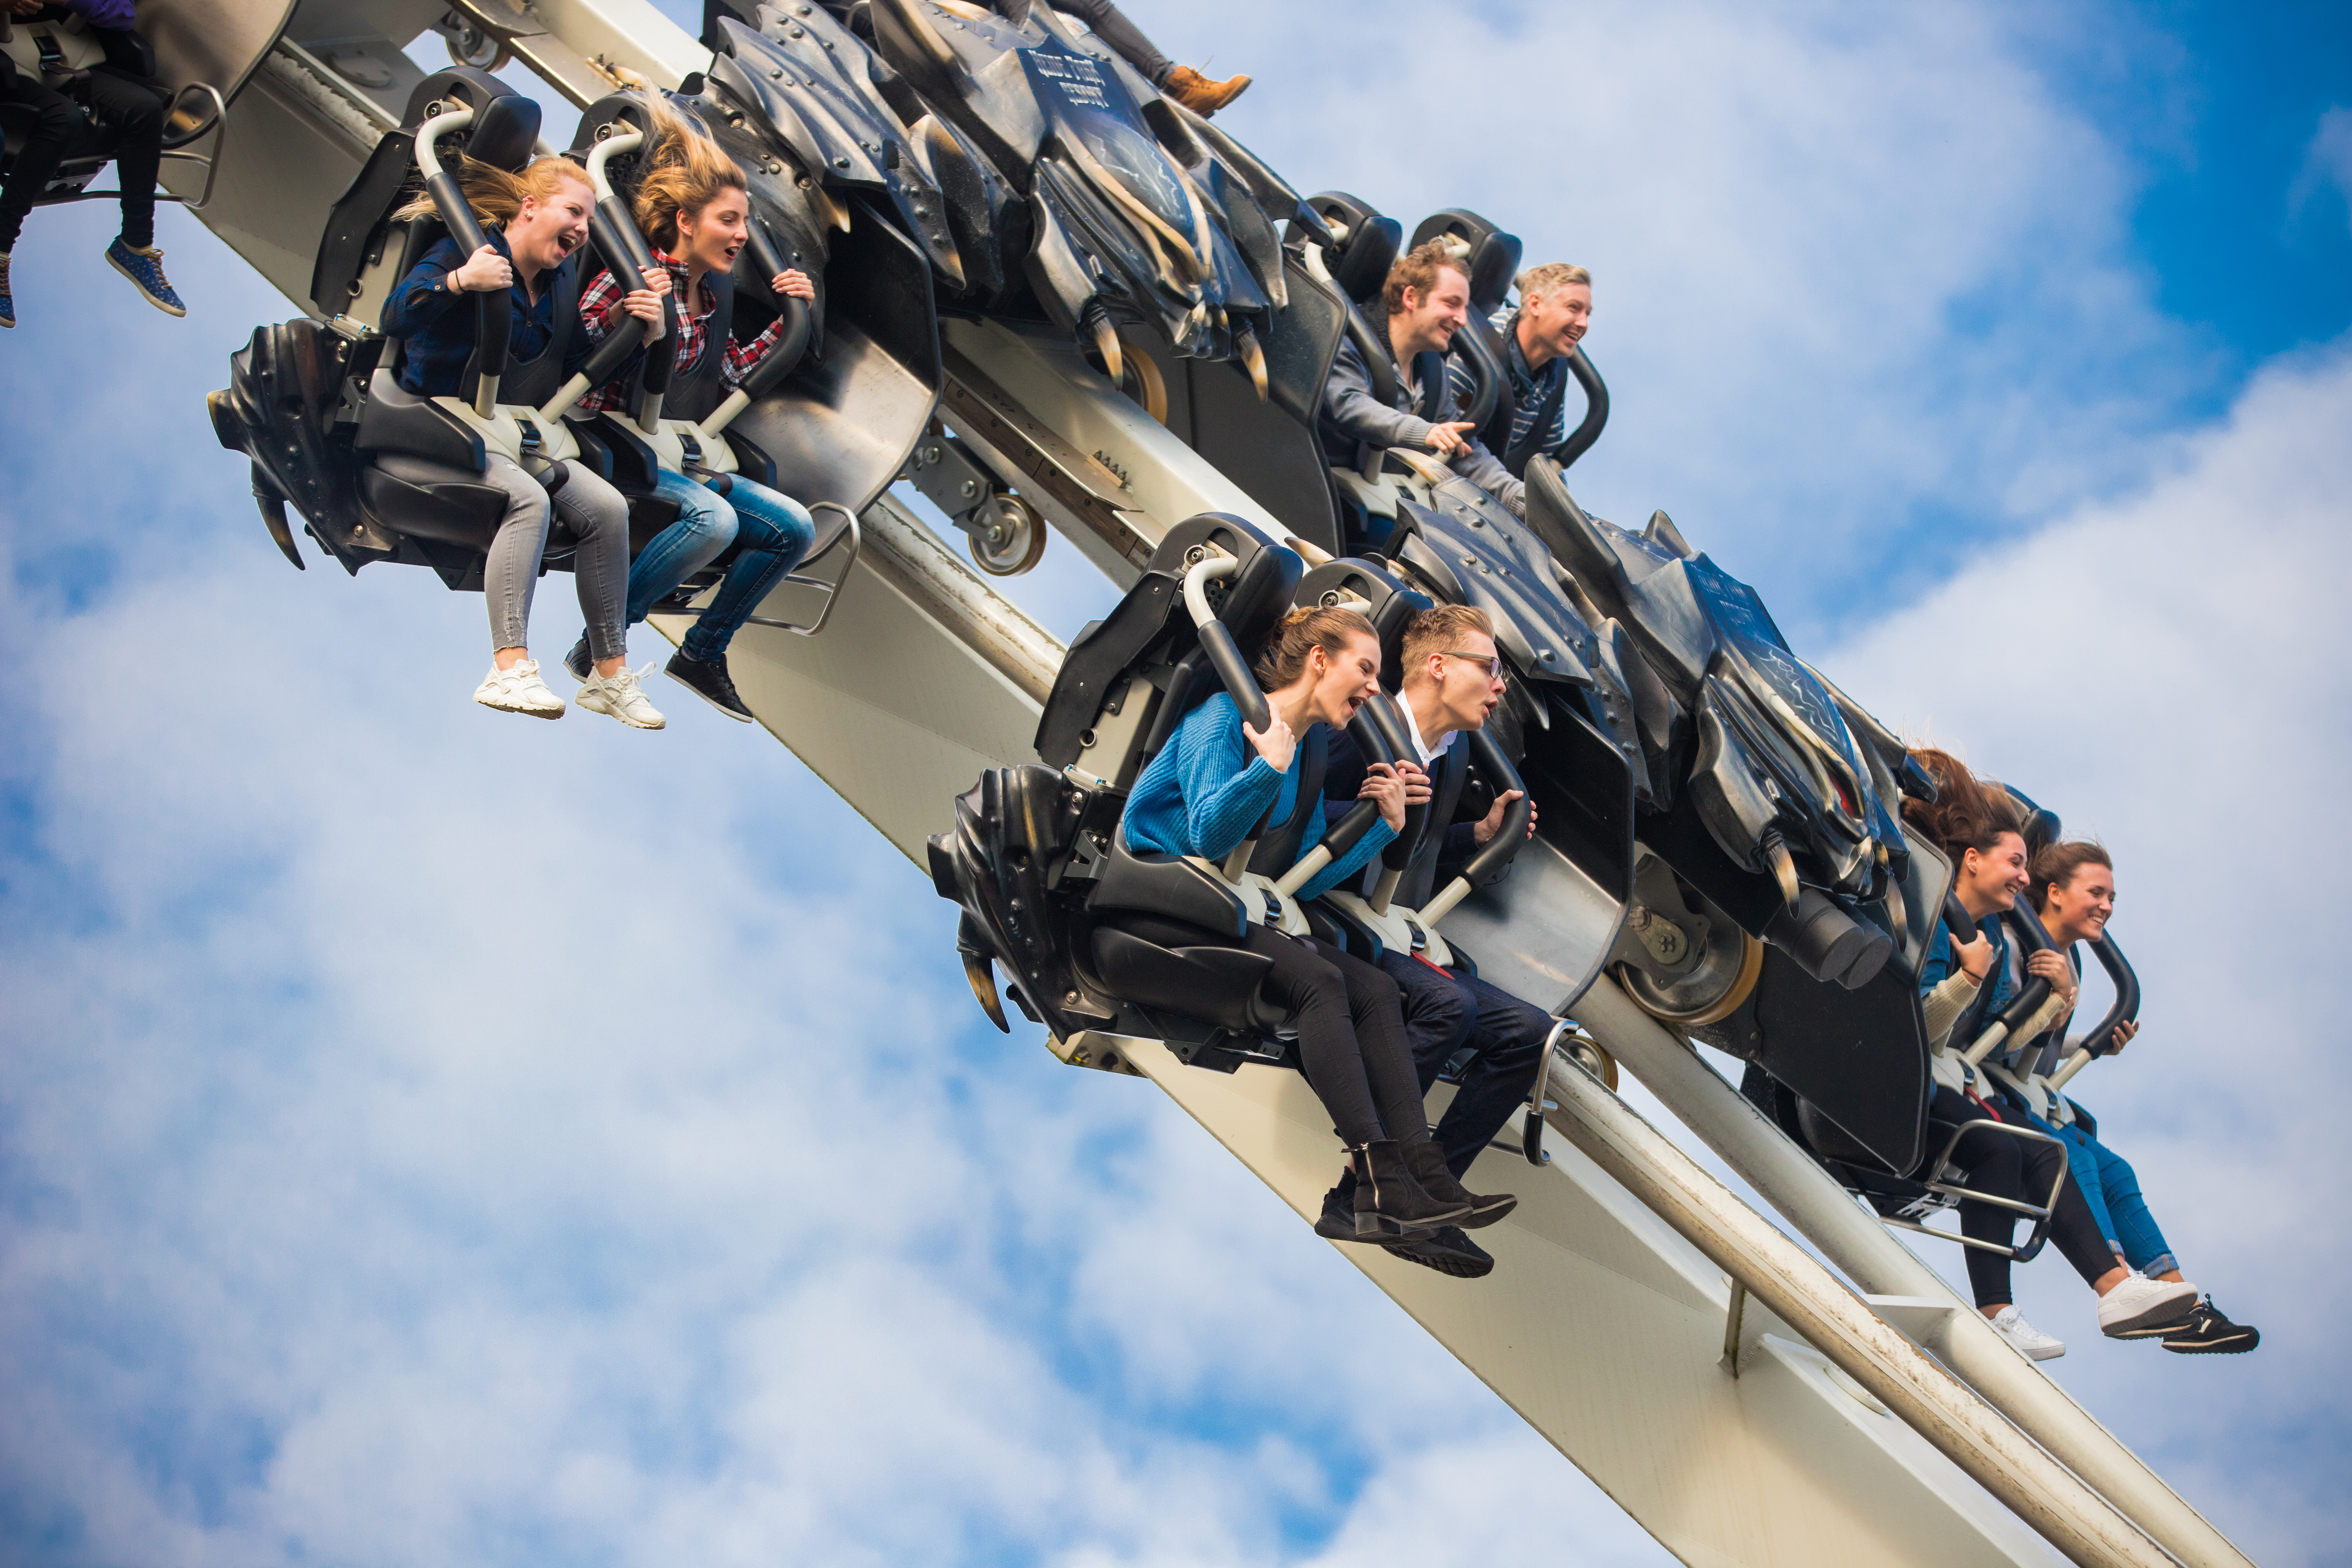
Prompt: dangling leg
<box><xmin>86</xmin><ymin>67</ymin><xmax>182</xmax><ymax>316</ymax></box>
<box><xmin>668</xmin><ymin>477</ymin><xmax>817</xmax><ymax>721</ymax></box>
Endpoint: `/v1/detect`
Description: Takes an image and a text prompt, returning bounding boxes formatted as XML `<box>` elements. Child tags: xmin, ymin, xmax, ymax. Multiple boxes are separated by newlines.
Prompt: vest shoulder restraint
<box><xmin>493</xmin><ymin>256</ymin><xmax>583</xmax><ymax>410</ymax></box>
<box><xmin>648</xmin><ymin>267</ymin><xmax>737</xmax><ymax>425</ymax></box>
<box><xmin>1398</xmin><ymin>738</ymin><xmax>1472</xmax><ymax>910</ymax></box>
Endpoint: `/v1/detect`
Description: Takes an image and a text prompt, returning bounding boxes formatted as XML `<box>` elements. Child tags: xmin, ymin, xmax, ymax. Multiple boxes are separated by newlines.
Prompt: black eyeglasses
<box><xmin>1442</xmin><ymin>650</ymin><xmax>1507</xmax><ymax>687</ymax></box>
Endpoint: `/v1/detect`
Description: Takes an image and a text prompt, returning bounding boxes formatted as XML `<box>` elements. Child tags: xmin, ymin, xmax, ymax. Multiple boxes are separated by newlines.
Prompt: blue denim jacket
<box><xmin>381</xmin><ymin>227</ymin><xmax>583</xmax><ymax>397</ymax></box>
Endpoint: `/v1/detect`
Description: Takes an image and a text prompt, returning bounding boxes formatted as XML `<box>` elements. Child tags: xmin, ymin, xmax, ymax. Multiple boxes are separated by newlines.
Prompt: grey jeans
<box><xmin>376</xmin><ymin>451</ymin><xmax>630</xmax><ymax>661</ymax></box>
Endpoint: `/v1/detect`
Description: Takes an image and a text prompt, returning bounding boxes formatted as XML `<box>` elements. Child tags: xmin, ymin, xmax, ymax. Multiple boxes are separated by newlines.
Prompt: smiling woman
<box><xmin>376</xmin><ymin>150</ymin><xmax>642</xmax><ymax>716</ymax></box>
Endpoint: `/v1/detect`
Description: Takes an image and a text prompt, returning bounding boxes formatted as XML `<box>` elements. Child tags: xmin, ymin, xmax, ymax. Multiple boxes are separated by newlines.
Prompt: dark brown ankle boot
<box><xmin>1352</xmin><ymin>1140</ymin><xmax>1471</xmax><ymax>1242</ymax></box>
<box><xmin>1403</xmin><ymin>1140</ymin><xmax>1517</xmax><ymax>1228</ymax></box>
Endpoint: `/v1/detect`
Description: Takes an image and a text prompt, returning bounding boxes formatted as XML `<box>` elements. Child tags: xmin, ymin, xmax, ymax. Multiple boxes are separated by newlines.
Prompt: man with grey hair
<box><xmin>1446</xmin><ymin>262</ymin><xmax>1592</xmax><ymax>472</ymax></box>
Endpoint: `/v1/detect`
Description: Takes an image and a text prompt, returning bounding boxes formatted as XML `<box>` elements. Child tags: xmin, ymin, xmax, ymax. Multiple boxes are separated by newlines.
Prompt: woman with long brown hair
<box><xmin>566</xmin><ymin>104</ymin><xmax>822</xmax><ymax>723</ymax></box>
<box><xmin>1904</xmin><ymin>750</ymin><xmax>2196</xmax><ymax>1359</ymax></box>
<box><xmin>1119</xmin><ymin>606</ymin><xmax>1516</xmax><ymax>1251</ymax></box>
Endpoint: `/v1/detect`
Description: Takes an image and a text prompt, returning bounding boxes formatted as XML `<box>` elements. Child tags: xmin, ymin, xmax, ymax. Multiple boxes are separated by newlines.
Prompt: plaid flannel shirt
<box><xmin>576</xmin><ymin>248</ymin><xmax>787</xmax><ymax>413</ymax></box>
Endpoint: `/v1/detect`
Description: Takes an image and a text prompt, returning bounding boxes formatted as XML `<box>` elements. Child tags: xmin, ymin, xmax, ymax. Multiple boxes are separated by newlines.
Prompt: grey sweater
<box><xmin>1318</xmin><ymin>304</ymin><xmax>1527</xmax><ymax>516</ymax></box>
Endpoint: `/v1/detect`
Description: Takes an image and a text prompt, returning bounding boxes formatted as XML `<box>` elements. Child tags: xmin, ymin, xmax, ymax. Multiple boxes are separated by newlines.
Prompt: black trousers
<box><xmin>1116</xmin><ymin>915</ymin><xmax>1428</xmax><ymax>1148</ymax></box>
<box><xmin>1931</xmin><ymin>1086</ymin><xmax>2116</xmax><ymax>1307</ymax></box>
<box><xmin>1381</xmin><ymin>951</ymin><xmax>1551</xmax><ymax>1178</ymax></box>
<box><xmin>1053</xmin><ymin>0</ymin><xmax>1176</xmax><ymax>84</ymax></box>
<box><xmin>0</xmin><ymin>60</ymin><xmax>164</xmax><ymax>251</ymax></box>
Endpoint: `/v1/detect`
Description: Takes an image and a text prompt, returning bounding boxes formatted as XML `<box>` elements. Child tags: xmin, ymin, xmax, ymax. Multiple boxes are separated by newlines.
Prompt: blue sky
<box><xmin>3</xmin><ymin>2</ymin><xmax>2349</xmax><ymax>1565</ymax></box>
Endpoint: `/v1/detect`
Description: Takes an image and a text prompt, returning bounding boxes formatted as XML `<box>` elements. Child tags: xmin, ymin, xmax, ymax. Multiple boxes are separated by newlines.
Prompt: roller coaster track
<box><xmin>141</xmin><ymin>2</ymin><xmax>2257</xmax><ymax>1563</ymax></box>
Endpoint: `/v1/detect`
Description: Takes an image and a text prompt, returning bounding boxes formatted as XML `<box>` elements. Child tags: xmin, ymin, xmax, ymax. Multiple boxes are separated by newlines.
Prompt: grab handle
<box><xmin>415</xmin><ymin>106</ymin><xmax>509</xmax><ymax>418</ymax></box>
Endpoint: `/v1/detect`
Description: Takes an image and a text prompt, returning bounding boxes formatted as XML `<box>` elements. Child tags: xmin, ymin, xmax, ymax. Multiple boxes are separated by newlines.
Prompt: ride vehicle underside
<box><xmin>166</xmin><ymin>1</ymin><xmax>2245</xmax><ymax>1564</ymax></box>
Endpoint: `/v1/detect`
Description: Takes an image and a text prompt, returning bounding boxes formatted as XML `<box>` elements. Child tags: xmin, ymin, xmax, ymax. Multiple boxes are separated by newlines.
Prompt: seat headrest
<box><xmin>1304</xmin><ymin>191</ymin><xmax>1401</xmax><ymax>306</ymax></box>
<box><xmin>469</xmin><ymin>94</ymin><xmax>543</xmax><ymax>173</ymax></box>
<box><xmin>1409</xmin><ymin>209</ymin><xmax>1522</xmax><ymax>316</ymax></box>
<box><xmin>1331</xmin><ymin>216</ymin><xmax>1400</xmax><ymax>306</ymax></box>
<box><xmin>401</xmin><ymin>65</ymin><xmax>520</xmax><ymax>129</ymax></box>
<box><xmin>1295</xmin><ymin>558</ymin><xmax>1431</xmax><ymax>689</ymax></box>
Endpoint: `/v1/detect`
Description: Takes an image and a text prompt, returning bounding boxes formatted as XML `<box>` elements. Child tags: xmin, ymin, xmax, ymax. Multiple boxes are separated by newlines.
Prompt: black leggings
<box><xmin>1116</xmin><ymin>916</ymin><xmax>1429</xmax><ymax>1148</ymax></box>
<box><xmin>0</xmin><ymin>60</ymin><xmax>164</xmax><ymax>251</ymax></box>
<box><xmin>1932</xmin><ymin>1086</ymin><xmax>2115</xmax><ymax>1307</ymax></box>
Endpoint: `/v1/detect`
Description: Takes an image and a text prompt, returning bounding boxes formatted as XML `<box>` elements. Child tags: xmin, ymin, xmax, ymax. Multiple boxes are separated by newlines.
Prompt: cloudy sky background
<box><xmin>3</xmin><ymin>0</ymin><xmax>2349</xmax><ymax>1564</ymax></box>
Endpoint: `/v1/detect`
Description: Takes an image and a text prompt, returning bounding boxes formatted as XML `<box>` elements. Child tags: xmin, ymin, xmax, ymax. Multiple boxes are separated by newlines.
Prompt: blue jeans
<box><xmin>2023</xmin><ymin>1110</ymin><xmax>2179</xmax><ymax>1276</ymax></box>
<box><xmin>1377</xmin><ymin>949</ymin><xmax>1552</xmax><ymax>1179</ymax></box>
<box><xmin>623</xmin><ymin>470</ymin><xmax>815</xmax><ymax>662</ymax></box>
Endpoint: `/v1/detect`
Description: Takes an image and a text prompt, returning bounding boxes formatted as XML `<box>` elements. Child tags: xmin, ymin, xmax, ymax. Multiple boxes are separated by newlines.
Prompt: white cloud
<box><xmin>1815</xmin><ymin>341</ymin><xmax>2352</xmax><ymax>1567</ymax></box>
<box><xmin>2292</xmin><ymin>105</ymin><xmax>2352</xmax><ymax>237</ymax></box>
<box><xmin>1146</xmin><ymin>0</ymin><xmax>2202</xmax><ymax>626</ymax></box>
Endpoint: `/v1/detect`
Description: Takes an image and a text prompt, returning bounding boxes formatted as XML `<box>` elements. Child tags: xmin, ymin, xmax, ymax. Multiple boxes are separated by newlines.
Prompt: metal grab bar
<box><xmin>411</xmin><ymin>103</ymin><xmax>513</xmax><ymax>418</ymax></box>
<box><xmin>1878</xmin><ymin>1116</ymin><xmax>2072</xmax><ymax>1260</ymax></box>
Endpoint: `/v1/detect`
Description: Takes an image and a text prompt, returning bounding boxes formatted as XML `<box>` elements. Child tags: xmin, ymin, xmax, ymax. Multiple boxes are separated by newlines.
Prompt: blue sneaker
<box><xmin>105</xmin><ymin>237</ymin><xmax>185</xmax><ymax>317</ymax></box>
<box><xmin>0</xmin><ymin>252</ymin><xmax>14</xmax><ymax>329</ymax></box>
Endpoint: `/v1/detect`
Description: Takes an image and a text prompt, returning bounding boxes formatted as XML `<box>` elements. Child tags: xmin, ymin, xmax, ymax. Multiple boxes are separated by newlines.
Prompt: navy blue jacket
<box><xmin>381</xmin><ymin>227</ymin><xmax>586</xmax><ymax>397</ymax></box>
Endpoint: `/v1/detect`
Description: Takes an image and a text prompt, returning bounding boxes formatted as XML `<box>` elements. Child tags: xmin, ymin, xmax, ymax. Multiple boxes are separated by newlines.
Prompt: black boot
<box><xmin>1312</xmin><ymin>1166</ymin><xmax>1358</xmax><ymax>1240</ymax></box>
<box><xmin>1403</xmin><ymin>1139</ymin><xmax>1516</xmax><ymax>1228</ymax></box>
<box><xmin>562</xmin><ymin>632</ymin><xmax>593</xmax><ymax>682</ymax></box>
<box><xmin>1352</xmin><ymin>1140</ymin><xmax>1470</xmax><ymax>1242</ymax></box>
<box><xmin>1387</xmin><ymin>1225</ymin><xmax>1495</xmax><ymax>1279</ymax></box>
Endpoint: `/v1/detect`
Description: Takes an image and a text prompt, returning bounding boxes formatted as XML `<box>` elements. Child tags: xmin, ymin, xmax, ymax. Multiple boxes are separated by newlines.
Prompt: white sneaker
<box><xmin>1989</xmin><ymin>1306</ymin><xmax>2066</xmax><ymax>1361</ymax></box>
<box><xmin>2096</xmin><ymin>1274</ymin><xmax>2199</xmax><ymax>1338</ymax></box>
<box><xmin>474</xmin><ymin>658</ymin><xmax>564</xmax><ymax>718</ymax></box>
<box><xmin>576</xmin><ymin>662</ymin><xmax>666</xmax><ymax>729</ymax></box>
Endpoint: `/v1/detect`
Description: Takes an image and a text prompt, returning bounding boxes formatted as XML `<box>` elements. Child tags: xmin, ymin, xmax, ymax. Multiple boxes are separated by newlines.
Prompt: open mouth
<box><xmin>554</xmin><ymin>232</ymin><xmax>579</xmax><ymax>255</ymax></box>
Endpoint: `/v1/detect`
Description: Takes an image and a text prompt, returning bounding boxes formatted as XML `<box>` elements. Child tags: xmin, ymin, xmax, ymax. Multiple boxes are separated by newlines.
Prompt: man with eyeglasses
<box><xmin>1317</xmin><ymin>603</ymin><xmax>1555</xmax><ymax>1279</ymax></box>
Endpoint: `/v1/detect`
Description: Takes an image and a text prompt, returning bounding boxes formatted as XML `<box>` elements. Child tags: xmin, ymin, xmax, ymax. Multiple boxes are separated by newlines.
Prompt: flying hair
<box><xmin>629</xmin><ymin>100</ymin><xmax>752</xmax><ymax>254</ymax></box>
<box><xmin>1253</xmin><ymin>606</ymin><xmax>1378</xmax><ymax>691</ymax></box>
<box><xmin>393</xmin><ymin>154</ymin><xmax>591</xmax><ymax>228</ymax></box>
<box><xmin>1382</xmin><ymin>239</ymin><xmax>1470</xmax><ymax>316</ymax></box>
<box><xmin>1902</xmin><ymin>747</ymin><xmax>2026</xmax><ymax>862</ymax></box>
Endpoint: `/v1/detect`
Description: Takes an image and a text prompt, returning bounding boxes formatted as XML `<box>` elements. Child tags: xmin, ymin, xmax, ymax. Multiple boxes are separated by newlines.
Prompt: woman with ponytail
<box><xmin>380</xmin><ymin>155</ymin><xmax>666</xmax><ymax>724</ymax></box>
<box><xmin>1901</xmin><ymin>749</ymin><xmax>2196</xmax><ymax>1360</ymax></box>
<box><xmin>1119</xmin><ymin>606</ymin><xmax>1517</xmax><ymax>1255</ymax></box>
<box><xmin>567</xmin><ymin>104</ymin><xmax>822</xmax><ymax>723</ymax></box>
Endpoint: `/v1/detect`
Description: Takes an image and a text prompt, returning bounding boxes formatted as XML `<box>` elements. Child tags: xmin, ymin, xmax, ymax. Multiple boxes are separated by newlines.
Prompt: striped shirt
<box><xmin>1445</xmin><ymin>306</ymin><xmax>1574</xmax><ymax>458</ymax></box>
<box><xmin>575</xmin><ymin>248</ymin><xmax>788</xmax><ymax>413</ymax></box>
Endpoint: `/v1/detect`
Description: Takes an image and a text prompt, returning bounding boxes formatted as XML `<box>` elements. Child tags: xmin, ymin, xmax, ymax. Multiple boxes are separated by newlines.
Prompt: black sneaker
<box><xmin>562</xmin><ymin>633</ymin><xmax>593</xmax><ymax>682</ymax></box>
<box><xmin>1385</xmin><ymin>1226</ymin><xmax>1494</xmax><ymax>1279</ymax></box>
<box><xmin>666</xmin><ymin>649</ymin><xmax>756</xmax><ymax>723</ymax></box>
<box><xmin>2161</xmin><ymin>1298</ymin><xmax>2260</xmax><ymax>1355</ymax></box>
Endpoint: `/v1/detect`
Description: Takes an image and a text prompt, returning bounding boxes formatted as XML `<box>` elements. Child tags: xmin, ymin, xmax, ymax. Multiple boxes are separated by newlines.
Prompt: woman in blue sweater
<box><xmin>1122</xmin><ymin>606</ymin><xmax>1513</xmax><ymax>1246</ymax></box>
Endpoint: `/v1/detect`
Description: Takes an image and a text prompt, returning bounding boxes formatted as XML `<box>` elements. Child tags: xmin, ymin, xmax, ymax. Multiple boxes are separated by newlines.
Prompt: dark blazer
<box><xmin>1321</xmin><ymin>721</ymin><xmax>1499</xmax><ymax>910</ymax></box>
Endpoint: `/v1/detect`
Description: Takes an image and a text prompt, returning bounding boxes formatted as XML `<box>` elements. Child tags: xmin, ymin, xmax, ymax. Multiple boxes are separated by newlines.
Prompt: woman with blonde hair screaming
<box><xmin>381</xmin><ymin>153</ymin><xmax>667</xmax><ymax>724</ymax></box>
